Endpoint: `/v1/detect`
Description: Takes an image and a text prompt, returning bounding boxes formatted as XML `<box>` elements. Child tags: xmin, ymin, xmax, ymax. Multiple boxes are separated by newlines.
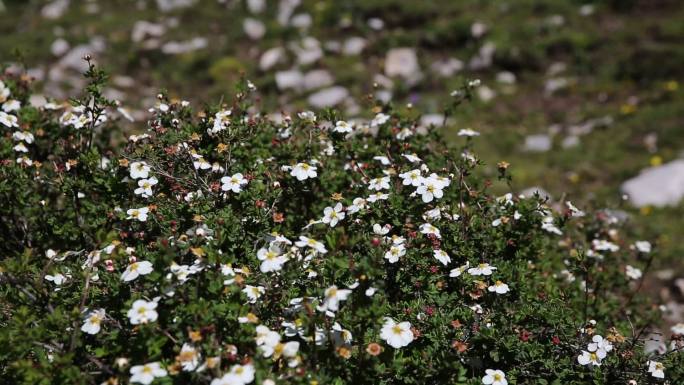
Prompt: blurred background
<box><xmin>1</xmin><ymin>0</ymin><xmax>683</xmax><ymax>316</ymax></box>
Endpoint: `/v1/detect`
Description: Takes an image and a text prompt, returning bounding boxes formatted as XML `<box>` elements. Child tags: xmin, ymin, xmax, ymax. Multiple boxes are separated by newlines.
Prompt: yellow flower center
<box><xmin>494</xmin><ymin>374</ymin><xmax>502</xmax><ymax>381</ymax></box>
<box><xmin>392</xmin><ymin>325</ymin><xmax>403</xmax><ymax>335</ymax></box>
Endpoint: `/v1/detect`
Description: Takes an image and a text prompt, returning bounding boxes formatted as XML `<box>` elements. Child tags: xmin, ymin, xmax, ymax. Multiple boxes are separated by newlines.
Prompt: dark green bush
<box><xmin>0</xmin><ymin>63</ymin><xmax>682</xmax><ymax>385</ymax></box>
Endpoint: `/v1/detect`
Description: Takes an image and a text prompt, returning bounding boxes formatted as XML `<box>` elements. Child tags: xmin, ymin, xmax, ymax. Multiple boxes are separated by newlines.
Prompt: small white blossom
<box><xmin>221</xmin><ymin>173</ymin><xmax>248</xmax><ymax>193</ymax></box>
<box><xmin>129</xmin><ymin>161</ymin><xmax>151</xmax><ymax>179</ymax></box>
<box><xmin>80</xmin><ymin>308</ymin><xmax>105</xmax><ymax>335</ymax></box>
<box><xmin>127</xmin><ymin>299</ymin><xmax>158</xmax><ymax>325</ymax></box>
<box><xmin>291</xmin><ymin>162</ymin><xmax>318</xmax><ymax>181</ymax></box>
<box><xmin>380</xmin><ymin>318</ymin><xmax>414</xmax><ymax>348</ymax></box>
<box><xmin>130</xmin><ymin>362</ymin><xmax>167</xmax><ymax>385</ymax></box>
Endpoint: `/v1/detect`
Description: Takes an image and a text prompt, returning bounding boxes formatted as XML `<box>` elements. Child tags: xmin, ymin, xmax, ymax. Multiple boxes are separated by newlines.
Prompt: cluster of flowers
<box><xmin>3</xmin><ymin>73</ymin><xmax>677</xmax><ymax>384</ymax></box>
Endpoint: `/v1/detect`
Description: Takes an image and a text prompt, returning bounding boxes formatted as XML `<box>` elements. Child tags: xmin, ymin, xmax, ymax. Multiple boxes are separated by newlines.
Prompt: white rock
<box><xmin>259</xmin><ymin>47</ymin><xmax>285</xmax><ymax>71</ymax></box>
<box><xmin>275</xmin><ymin>69</ymin><xmax>304</xmax><ymax>91</ymax></box>
<box><xmin>496</xmin><ymin>71</ymin><xmax>516</xmax><ymax>84</ymax></box>
<box><xmin>243</xmin><ymin>18</ymin><xmax>266</xmax><ymax>40</ymax></box>
<box><xmin>289</xmin><ymin>37</ymin><xmax>322</xmax><ymax>66</ymax></box>
<box><xmin>290</xmin><ymin>13</ymin><xmax>312</xmax><ymax>29</ymax></box>
<box><xmin>156</xmin><ymin>0</ymin><xmax>195</xmax><ymax>12</ymax></box>
<box><xmin>303</xmin><ymin>70</ymin><xmax>334</xmax><ymax>91</ymax></box>
<box><xmin>51</xmin><ymin>38</ymin><xmax>70</xmax><ymax>57</ymax></box>
<box><xmin>477</xmin><ymin>86</ymin><xmax>496</xmax><ymax>102</ymax></box>
<box><xmin>471</xmin><ymin>22</ymin><xmax>488</xmax><ymax>38</ymax></box>
<box><xmin>561</xmin><ymin>135</ymin><xmax>580</xmax><ymax>149</ymax></box>
<box><xmin>469</xmin><ymin>42</ymin><xmax>496</xmax><ymax>70</ymax></box>
<box><xmin>342</xmin><ymin>37</ymin><xmax>366</xmax><ymax>56</ymax></box>
<box><xmin>621</xmin><ymin>160</ymin><xmax>684</xmax><ymax>207</ymax></box>
<box><xmin>42</xmin><ymin>0</ymin><xmax>70</xmax><ymax>19</ymax></box>
<box><xmin>524</xmin><ymin>134</ymin><xmax>552</xmax><ymax>152</ymax></box>
<box><xmin>247</xmin><ymin>0</ymin><xmax>266</xmax><ymax>14</ymax></box>
<box><xmin>307</xmin><ymin>86</ymin><xmax>348</xmax><ymax>108</ymax></box>
<box><xmin>385</xmin><ymin>48</ymin><xmax>420</xmax><ymax>80</ymax></box>
<box><xmin>277</xmin><ymin>0</ymin><xmax>300</xmax><ymax>26</ymax></box>
<box><xmin>430</xmin><ymin>58</ymin><xmax>463</xmax><ymax>77</ymax></box>
<box><xmin>161</xmin><ymin>38</ymin><xmax>207</xmax><ymax>54</ymax></box>
<box><xmin>131</xmin><ymin>21</ymin><xmax>166</xmax><ymax>43</ymax></box>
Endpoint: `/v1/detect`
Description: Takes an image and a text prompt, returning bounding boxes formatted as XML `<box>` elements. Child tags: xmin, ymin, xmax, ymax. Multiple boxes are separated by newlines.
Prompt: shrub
<box><xmin>0</xmin><ymin>62</ymin><xmax>682</xmax><ymax>385</ymax></box>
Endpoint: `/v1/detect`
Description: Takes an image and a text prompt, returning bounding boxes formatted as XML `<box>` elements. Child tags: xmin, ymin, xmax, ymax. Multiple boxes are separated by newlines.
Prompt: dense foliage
<box><xmin>1</xmin><ymin>64</ymin><xmax>682</xmax><ymax>385</ymax></box>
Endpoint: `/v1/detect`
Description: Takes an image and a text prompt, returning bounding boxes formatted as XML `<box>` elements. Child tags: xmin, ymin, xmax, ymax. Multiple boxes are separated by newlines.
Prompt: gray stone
<box><xmin>385</xmin><ymin>48</ymin><xmax>420</xmax><ymax>80</ymax></box>
<box><xmin>243</xmin><ymin>18</ymin><xmax>266</xmax><ymax>40</ymax></box>
<box><xmin>523</xmin><ymin>134</ymin><xmax>552</xmax><ymax>152</ymax></box>
<box><xmin>621</xmin><ymin>160</ymin><xmax>684</xmax><ymax>207</ymax></box>
<box><xmin>303</xmin><ymin>70</ymin><xmax>334</xmax><ymax>91</ymax></box>
<box><xmin>259</xmin><ymin>47</ymin><xmax>285</xmax><ymax>71</ymax></box>
<box><xmin>307</xmin><ymin>86</ymin><xmax>348</xmax><ymax>108</ymax></box>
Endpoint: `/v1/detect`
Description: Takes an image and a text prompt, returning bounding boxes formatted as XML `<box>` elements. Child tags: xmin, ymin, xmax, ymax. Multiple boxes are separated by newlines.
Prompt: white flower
<box><xmin>12</xmin><ymin>131</ymin><xmax>34</xmax><ymax>143</ymax></box>
<box><xmin>179</xmin><ymin>343</ymin><xmax>201</xmax><ymax>372</ymax></box>
<box><xmin>419</xmin><ymin>223</ymin><xmax>441</xmax><ymax>239</ymax></box>
<box><xmin>373</xmin><ymin>223</ymin><xmax>391</xmax><ymax>236</ymax></box>
<box><xmin>366</xmin><ymin>192</ymin><xmax>389</xmax><ymax>202</ymax></box>
<box><xmin>399</xmin><ymin>169</ymin><xmax>422</xmax><ymax>187</ymax></box>
<box><xmin>122</xmin><ymin>261</ymin><xmax>154</xmax><ymax>282</ymax></box>
<box><xmin>368</xmin><ymin>176</ymin><xmax>391</xmax><ymax>191</ymax></box>
<box><xmin>380</xmin><ymin>318</ymin><xmax>414</xmax><ymax>348</ymax></box>
<box><xmin>229</xmin><ymin>363</ymin><xmax>255</xmax><ymax>384</ymax></box>
<box><xmin>577</xmin><ymin>350</ymin><xmax>602</xmax><ymax>367</ymax></box>
<box><xmin>298</xmin><ymin>111</ymin><xmax>316</xmax><ymax>122</ymax></box>
<box><xmin>243</xmin><ymin>285</ymin><xmax>265</xmax><ymax>303</ymax></box>
<box><xmin>221</xmin><ymin>173</ymin><xmax>248</xmax><ymax>193</ymax></box>
<box><xmin>257</xmin><ymin>245</ymin><xmax>287</xmax><ymax>273</ymax></box>
<box><xmin>371</xmin><ymin>113</ymin><xmax>390</xmax><ymax>126</ymax></box>
<box><xmin>13</xmin><ymin>142</ymin><xmax>28</xmax><ymax>152</ymax></box>
<box><xmin>402</xmin><ymin>153</ymin><xmax>422</xmax><ymax>163</ymax></box>
<box><xmin>647</xmin><ymin>361</ymin><xmax>665</xmax><ymax>379</ymax></box>
<box><xmin>192</xmin><ymin>155</ymin><xmax>212</xmax><ymax>170</ymax></box>
<box><xmin>320</xmin><ymin>285</ymin><xmax>352</xmax><ymax>312</ymax></box>
<box><xmin>45</xmin><ymin>273</ymin><xmax>68</xmax><ymax>287</ymax></box>
<box><xmin>322</xmin><ymin>203</ymin><xmax>345</xmax><ymax>227</ymax></box>
<box><xmin>433</xmin><ymin>250</ymin><xmax>451</xmax><ymax>265</ymax></box>
<box><xmin>256</xmin><ymin>325</ymin><xmax>282</xmax><ymax>347</ymax></box>
<box><xmin>130</xmin><ymin>362</ymin><xmax>167</xmax><ymax>385</ymax></box>
<box><xmin>211</xmin><ymin>373</ymin><xmax>242</xmax><ymax>385</ymax></box>
<box><xmin>291</xmin><ymin>162</ymin><xmax>318</xmax><ymax>181</ymax></box>
<box><xmin>458</xmin><ymin>128</ymin><xmax>480</xmax><ymax>137</ymax></box>
<box><xmin>565</xmin><ymin>201</ymin><xmax>585</xmax><ymax>217</ymax></box>
<box><xmin>416</xmin><ymin>178</ymin><xmax>444</xmax><ymax>203</ymax></box>
<box><xmin>127</xmin><ymin>299</ymin><xmax>158</xmax><ymax>325</ymax></box>
<box><xmin>331</xmin><ymin>322</ymin><xmax>353</xmax><ymax>346</ymax></box>
<box><xmin>671</xmin><ymin>322</ymin><xmax>684</xmax><ymax>335</ymax></box>
<box><xmin>450</xmin><ymin>262</ymin><xmax>470</xmax><ymax>277</ymax></box>
<box><xmin>209</xmin><ymin>109</ymin><xmax>232</xmax><ymax>135</ymax></box>
<box><xmin>488</xmin><ymin>281</ymin><xmax>510</xmax><ymax>294</ymax></box>
<box><xmin>625</xmin><ymin>265</ymin><xmax>642</xmax><ymax>280</ymax></box>
<box><xmin>129</xmin><ymin>161</ymin><xmax>151</xmax><ymax>179</ymax></box>
<box><xmin>482</xmin><ymin>369</ymin><xmax>507</xmax><ymax>385</ymax></box>
<box><xmin>541</xmin><ymin>216</ymin><xmax>562</xmax><ymax>235</ymax></box>
<box><xmin>0</xmin><ymin>111</ymin><xmax>18</xmax><ymax>127</ymax></box>
<box><xmin>385</xmin><ymin>244</ymin><xmax>406</xmax><ymax>263</ymax></box>
<box><xmin>2</xmin><ymin>99</ymin><xmax>20</xmax><ymax>112</ymax></box>
<box><xmin>334</xmin><ymin>120</ymin><xmax>353</xmax><ymax>133</ymax></box>
<box><xmin>468</xmin><ymin>263</ymin><xmax>496</xmax><ymax>276</ymax></box>
<box><xmin>81</xmin><ymin>308</ymin><xmax>105</xmax><ymax>335</ymax></box>
<box><xmin>347</xmin><ymin>197</ymin><xmax>367</xmax><ymax>214</ymax></box>
<box><xmin>134</xmin><ymin>177</ymin><xmax>158</xmax><ymax>198</ymax></box>
<box><xmin>592</xmin><ymin>239</ymin><xmax>619</xmax><ymax>252</ymax></box>
<box><xmin>127</xmin><ymin>207</ymin><xmax>150</xmax><ymax>222</ymax></box>
<box><xmin>295</xmin><ymin>236</ymin><xmax>328</xmax><ymax>254</ymax></box>
<box><xmin>634</xmin><ymin>241</ymin><xmax>652</xmax><ymax>253</ymax></box>
<box><xmin>588</xmin><ymin>335</ymin><xmax>613</xmax><ymax>357</ymax></box>
<box><xmin>373</xmin><ymin>156</ymin><xmax>391</xmax><ymax>165</ymax></box>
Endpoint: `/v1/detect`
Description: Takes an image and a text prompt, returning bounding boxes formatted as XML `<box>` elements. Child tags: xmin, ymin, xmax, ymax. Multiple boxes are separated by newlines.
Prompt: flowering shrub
<box><xmin>1</xmin><ymin>63</ymin><xmax>683</xmax><ymax>385</ymax></box>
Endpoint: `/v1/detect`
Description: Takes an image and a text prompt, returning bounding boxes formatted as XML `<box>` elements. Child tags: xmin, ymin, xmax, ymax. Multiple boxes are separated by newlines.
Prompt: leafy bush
<box><xmin>1</xmin><ymin>62</ymin><xmax>682</xmax><ymax>385</ymax></box>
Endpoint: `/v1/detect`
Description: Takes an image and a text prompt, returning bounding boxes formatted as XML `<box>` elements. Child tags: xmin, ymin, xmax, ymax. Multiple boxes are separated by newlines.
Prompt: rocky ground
<box><xmin>2</xmin><ymin>0</ymin><xmax>684</xmax><ymax>329</ymax></box>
